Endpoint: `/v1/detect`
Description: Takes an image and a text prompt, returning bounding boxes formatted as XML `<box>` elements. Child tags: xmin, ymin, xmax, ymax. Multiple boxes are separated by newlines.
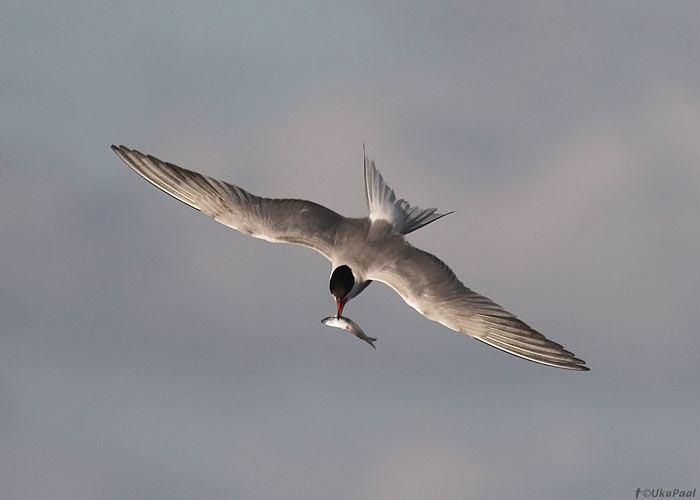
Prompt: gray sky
<box><xmin>2</xmin><ymin>2</ymin><xmax>699</xmax><ymax>499</ymax></box>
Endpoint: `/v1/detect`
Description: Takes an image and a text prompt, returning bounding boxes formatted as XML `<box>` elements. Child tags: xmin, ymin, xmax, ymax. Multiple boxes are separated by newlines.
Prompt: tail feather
<box><xmin>399</xmin><ymin>202</ymin><xmax>454</xmax><ymax>234</ymax></box>
<box><xmin>364</xmin><ymin>147</ymin><xmax>451</xmax><ymax>235</ymax></box>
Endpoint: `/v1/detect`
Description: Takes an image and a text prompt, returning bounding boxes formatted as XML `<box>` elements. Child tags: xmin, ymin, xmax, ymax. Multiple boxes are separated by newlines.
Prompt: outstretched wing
<box><xmin>113</xmin><ymin>145</ymin><xmax>343</xmax><ymax>260</ymax></box>
<box><xmin>369</xmin><ymin>241</ymin><xmax>589</xmax><ymax>370</ymax></box>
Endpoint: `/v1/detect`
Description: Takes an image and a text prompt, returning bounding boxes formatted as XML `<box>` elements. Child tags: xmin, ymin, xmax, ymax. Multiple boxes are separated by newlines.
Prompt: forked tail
<box><xmin>363</xmin><ymin>146</ymin><xmax>453</xmax><ymax>235</ymax></box>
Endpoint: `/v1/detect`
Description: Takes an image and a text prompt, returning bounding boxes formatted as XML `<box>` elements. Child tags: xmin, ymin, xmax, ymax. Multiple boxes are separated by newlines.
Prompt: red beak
<box><xmin>336</xmin><ymin>299</ymin><xmax>346</xmax><ymax>317</ymax></box>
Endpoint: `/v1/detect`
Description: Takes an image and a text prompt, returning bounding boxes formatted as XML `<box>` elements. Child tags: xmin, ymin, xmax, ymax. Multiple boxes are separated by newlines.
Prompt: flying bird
<box><xmin>112</xmin><ymin>145</ymin><xmax>588</xmax><ymax>371</ymax></box>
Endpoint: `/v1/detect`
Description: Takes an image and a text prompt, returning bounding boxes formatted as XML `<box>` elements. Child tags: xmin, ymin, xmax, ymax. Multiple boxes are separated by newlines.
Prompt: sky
<box><xmin>2</xmin><ymin>2</ymin><xmax>699</xmax><ymax>499</ymax></box>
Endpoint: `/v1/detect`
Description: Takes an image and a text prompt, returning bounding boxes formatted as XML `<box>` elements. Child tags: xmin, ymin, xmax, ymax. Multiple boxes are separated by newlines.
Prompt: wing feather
<box><xmin>369</xmin><ymin>242</ymin><xmax>589</xmax><ymax>371</ymax></box>
<box><xmin>112</xmin><ymin>145</ymin><xmax>343</xmax><ymax>259</ymax></box>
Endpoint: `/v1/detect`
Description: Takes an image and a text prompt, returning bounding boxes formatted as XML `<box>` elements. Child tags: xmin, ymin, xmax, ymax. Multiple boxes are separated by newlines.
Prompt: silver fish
<box><xmin>321</xmin><ymin>315</ymin><xmax>377</xmax><ymax>349</ymax></box>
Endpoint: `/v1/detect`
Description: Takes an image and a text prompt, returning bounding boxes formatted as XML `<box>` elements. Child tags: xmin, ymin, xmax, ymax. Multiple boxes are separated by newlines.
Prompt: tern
<box><xmin>112</xmin><ymin>145</ymin><xmax>588</xmax><ymax>371</ymax></box>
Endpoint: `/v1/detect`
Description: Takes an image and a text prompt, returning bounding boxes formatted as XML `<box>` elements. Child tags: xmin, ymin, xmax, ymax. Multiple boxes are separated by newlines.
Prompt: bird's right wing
<box><xmin>112</xmin><ymin>145</ymin><xmax>343</xmax><ymax>260</ymax></box>
<box><xmin>369</xmin><ymin>241</ymin><xmax>589</xmax><ymax>371</ymax></box>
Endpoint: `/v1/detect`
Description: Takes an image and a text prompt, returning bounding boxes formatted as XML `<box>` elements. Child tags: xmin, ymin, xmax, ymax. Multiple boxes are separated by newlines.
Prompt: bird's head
<box><xmin>329</xmin><ymin>265</ymin><xmax>355</xmax><ymax>317</ymax></box>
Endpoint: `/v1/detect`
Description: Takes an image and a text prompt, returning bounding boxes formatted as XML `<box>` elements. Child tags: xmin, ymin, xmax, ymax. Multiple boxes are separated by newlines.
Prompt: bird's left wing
<box><xmin>112</xmin><ymin>145</ymin><xmax>343</xmax><ymax>260</ymax></box>
<box><xmin>368</xmin><ymin>241</ymin><xmax>589</xmax><ymax>370</ymax></box>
